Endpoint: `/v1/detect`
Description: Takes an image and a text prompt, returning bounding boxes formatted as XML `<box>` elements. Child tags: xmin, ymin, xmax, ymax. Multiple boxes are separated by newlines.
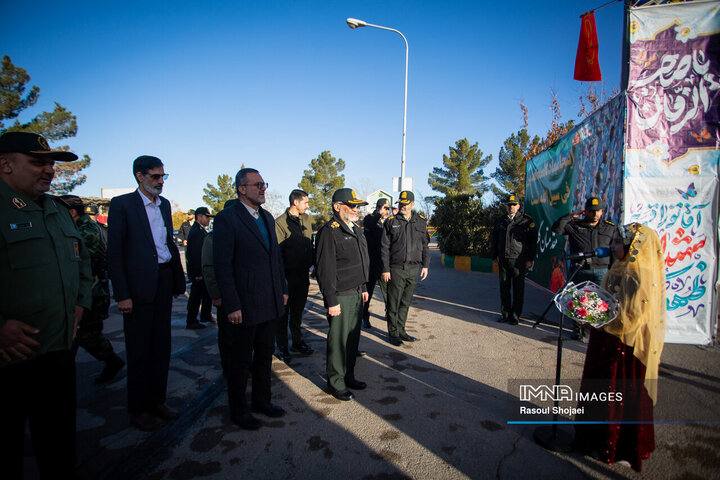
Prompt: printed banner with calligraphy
<box><xmin>525</xmin><ymin>94</ymin><xmax>625</xmax><ymax>292</ymax></box>
<box><xmin>625</xmin><ymin>1</ymin><xmax>719</xmax><ymax>344</ymax></box>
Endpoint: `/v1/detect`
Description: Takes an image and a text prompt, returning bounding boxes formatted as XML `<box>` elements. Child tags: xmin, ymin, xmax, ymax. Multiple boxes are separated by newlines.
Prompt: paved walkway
<box><xmin>26</xmin><ymin>251</ymin><xmax>720</xmax><ymax>479</ymax></box>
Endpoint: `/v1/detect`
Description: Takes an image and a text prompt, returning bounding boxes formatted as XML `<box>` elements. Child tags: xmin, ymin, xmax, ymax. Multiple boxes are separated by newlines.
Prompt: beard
<box><xmin>143</xmin><ymin>179</ymin><xmax>163</xmax><ymax>196</ymax></box>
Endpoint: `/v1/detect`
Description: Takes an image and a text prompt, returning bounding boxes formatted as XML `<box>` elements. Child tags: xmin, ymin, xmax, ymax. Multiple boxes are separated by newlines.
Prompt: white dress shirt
<box><xmin>138</xmin><ymin>189</ymin><xmax>173</xmax><ymax>264</ymax></box>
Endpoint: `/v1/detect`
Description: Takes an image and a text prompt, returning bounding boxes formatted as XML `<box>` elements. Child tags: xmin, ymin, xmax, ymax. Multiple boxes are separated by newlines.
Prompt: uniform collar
<box><xmin>0</xmin><ymin>178</ymin><xmax>46</xmax><ymax>212</ymax></box>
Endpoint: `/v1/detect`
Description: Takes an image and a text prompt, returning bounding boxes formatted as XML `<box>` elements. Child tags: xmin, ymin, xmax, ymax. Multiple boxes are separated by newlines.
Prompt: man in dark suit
<box><xmin>213</xmin><ymin>168</ymin><xmax>288</xmax><ymax>430</ymax></box>
<box><xmin>177</xmin><ymin>209</ymin><xmax>194</xmax><ymax>246</ymax></box>
<box><xmin>107</xmin><ymin>155</ymin><xmax>186</xmax><ymax>431</ymax></box>
<box><xmin>185</xmin><ymin>206</ymin><xmax>214</xmax><ymax>329</ymax></box>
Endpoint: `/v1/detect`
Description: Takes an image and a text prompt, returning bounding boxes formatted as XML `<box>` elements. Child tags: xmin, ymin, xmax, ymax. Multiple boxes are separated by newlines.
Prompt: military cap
<box><xmin>194</xmin><ymin>206</ymin><xmax>214</xmax><ymax>217</ymax></box>
<box><xmin>332</xmin><ymin>188</ymin><xmax>368</xmax><ymax>206</ymax></box>
<box><xmin>585</xmin><ymin>197</ymin><xmax>605</xmax><ymax>211</ymax></box>
<box><xmin>84</xmin><ymin>204</ymin><xmax>99</xmax><ymax>215</ymax></box>
<box><xmin>505</xmin><ymin>195</ymin><xmax>520</xmax><ymax>205</ymax></box>
<box><xmin>0</xmin><ymin>131</ymin><xmax>78</xmax><ymax>161</ymax></box>
<box><xmin>186</xmin><ymin>209</ymin><xmax>195</xmax><ymax>215</ymax></box>
<box><xmin>397</xmin><ymin>191</ymin><xmax>415</xmax><ymax>205</ymax></box>
<box><xmin>376</xmin><ymin>198</ymin><xmax>390</xmax><ymax>208</ymax></box>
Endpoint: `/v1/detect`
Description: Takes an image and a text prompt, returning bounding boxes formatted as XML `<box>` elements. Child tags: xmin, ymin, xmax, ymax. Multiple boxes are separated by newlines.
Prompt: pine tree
<box><xmin>0</xmin><ymin>55</ymin><xmax>91</xmax><ymax>194</ymax></box>
<box><xmin>428</xmin><ymin>138</ymin><xmax>492</xmax><ymax>197</ymax></box>
<box><xmin>298</xmin><ymin>150</ymin><xmax>345</xmax><ymax>224</ymax></box>
<box><xmin>203</xmin><ymin>174</ymin><xmax>236</xmax><ymax>213</ymax></box>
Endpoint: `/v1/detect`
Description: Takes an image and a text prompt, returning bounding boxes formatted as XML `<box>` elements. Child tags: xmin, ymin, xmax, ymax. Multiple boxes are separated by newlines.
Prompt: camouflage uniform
<box><xmin>73</xmin><ymin>213</ymin><xmax>122</xmax><ymax>370</ymax></box>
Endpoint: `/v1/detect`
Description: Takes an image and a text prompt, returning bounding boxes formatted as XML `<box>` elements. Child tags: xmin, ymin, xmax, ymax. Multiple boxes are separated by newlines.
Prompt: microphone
<box><xmin>566</xmin><ymin>247</ymin><xmax>610</xmax><ymax>261</ymax></box>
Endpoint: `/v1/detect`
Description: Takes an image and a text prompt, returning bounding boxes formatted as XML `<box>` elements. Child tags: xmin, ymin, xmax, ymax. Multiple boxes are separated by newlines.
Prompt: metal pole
<box><xmin>353</xmin><ymin>21</ymin><xmax>408</xmax><ymax>192</ymax></box>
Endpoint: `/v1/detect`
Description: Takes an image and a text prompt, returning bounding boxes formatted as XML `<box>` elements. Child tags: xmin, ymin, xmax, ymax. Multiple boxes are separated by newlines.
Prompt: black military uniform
<box><xmin>552</xmin><ymin>196</ymin><xmax>618</xmax><ymax>339</ymax></box>
<box><xmin>314</xmin><ymin>188</ymin><xmax>369</xmax><ymax>400</ymax></box>
<box><xmin>381</xmin><ymin>191</ymin><xmax>429</xmax><ymax>345</ymax></box>
<box><xmin>186</xmin><ymin>206</ymin><xmax>214</xmax><ymax>329</ymax></box>
<box><xmin>362</xmin><ymin>198</ymin><xmax>390</xmax><ymax>328</ymax></box>
<box><xmin>490</xmin><ymin>195</ymin><xmax>537</xmax><ymax>325</ymax></box>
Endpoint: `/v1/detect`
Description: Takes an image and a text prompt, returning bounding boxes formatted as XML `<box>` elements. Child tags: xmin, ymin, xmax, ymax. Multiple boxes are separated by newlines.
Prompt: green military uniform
<box><xmin>274</xmin><ymin>207</ymin><xmax>314</xmax><ymax>351</ymax></box>
<box><xmin>0</xmin><ymin>180</ymin><xmax>93</xmax><ymax>364</ymax></box>
<box><xmin>380</xmin><ymin>210</ymin><xmax>430</xmax><ymax>341</ymax></box>
<box><xmin>0</xmin><ymin>176</ymin><xmax>92</xmax><ymax>479</ymax></box>
<box><xmin>72</xmin><ymin>213</ymin><xmax>117</xmax><ymax>358</ymax></box>
<box><xmin>201</xmin><ymin>231</ymin><xmax>229</xmax><ymax>373</ymax></box>
<box><xmin>315</xmin><ymin>213</ymin><xmax>369</xmax><ymax>393</ymax></box>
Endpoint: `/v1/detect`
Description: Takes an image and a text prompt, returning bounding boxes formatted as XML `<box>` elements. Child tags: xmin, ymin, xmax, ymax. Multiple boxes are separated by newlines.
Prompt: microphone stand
<box><xmin>532</xmin><ymin>257</ymin><xmax>588</xmax><ymax>329</ymax></box>
<box><xmin>531</xmin><ymin>258</ymin><xmax>587</xmax><ymax>452</ymax></box>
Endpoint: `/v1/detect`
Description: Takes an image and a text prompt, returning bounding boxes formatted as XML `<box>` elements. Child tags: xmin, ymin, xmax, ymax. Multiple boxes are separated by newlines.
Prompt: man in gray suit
<box><xmin>213</xmin><ymin>168</ymin><xmax>288</xmax><ymax>430</ymax></box>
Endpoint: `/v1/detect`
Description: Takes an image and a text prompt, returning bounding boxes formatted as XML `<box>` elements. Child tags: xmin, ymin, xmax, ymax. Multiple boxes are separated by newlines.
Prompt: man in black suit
<box><xmin>177</xmin><ymin>209</ymin><xmax>194</xmax><ymax>246</ymax></box>
<box><xmin>107</xmin><ymin>155</ymin><xmax>186</xmax><ymax>431</ymax></box>
<box><xmin>185</xmin><ymin>206</ymin><xmax>214</xmax><ymax>329</ymax></box>
<box><xmin>213</xmin><ymin>168</ymin><xmax>288</xmax><ymax>430</ymax></box>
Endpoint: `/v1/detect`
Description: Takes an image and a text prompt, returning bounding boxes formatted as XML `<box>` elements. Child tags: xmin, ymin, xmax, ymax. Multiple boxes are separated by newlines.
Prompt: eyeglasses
<box><xmin>344</xmin><ymin>203</ymin><xmax>360</xmax><ymax>209</ymax></box>
<box><xmin>147</xmin><ymin>173</ymin><xmax>169</xmax><ymax>180</ymax></box>
<box><xmin>241</xmin><ymin>182</ymin><xmax>268</xmax><ymax>189</ymax></box>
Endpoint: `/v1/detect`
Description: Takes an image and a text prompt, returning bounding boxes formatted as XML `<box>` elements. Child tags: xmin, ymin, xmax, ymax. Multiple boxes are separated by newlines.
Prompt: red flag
<box><xmin>574</xmin><ymin>12</ymin><xmax>602</xmax><ymax>81</ymax></box>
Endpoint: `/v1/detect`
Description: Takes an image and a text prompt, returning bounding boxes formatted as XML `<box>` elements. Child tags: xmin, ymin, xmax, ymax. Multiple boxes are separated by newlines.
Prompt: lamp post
<box><xmin>347</xmin><ymin>17</ymin><xmax>409</xmax><ymax>192</ymax></box>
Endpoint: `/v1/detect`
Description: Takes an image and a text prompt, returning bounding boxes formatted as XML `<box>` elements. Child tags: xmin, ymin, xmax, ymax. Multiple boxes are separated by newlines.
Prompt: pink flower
<box><xmin>579</xmin><ymin>296</ymin><xmax>589</xmax><ymax>306</ymax></box>
<box><xmin>575</xmin><ymin>308</ymin><xmax>588</xmax><ymax>318</ymax></box>
<box><xmin>567</xmin><ymin>301</ymin><xmax>575</xmax><ymax>309</ymax></box>
<box><xmin>598</xmin><ymin>301</ymin><xmax>608</xmax><ymax>312</ymax></box>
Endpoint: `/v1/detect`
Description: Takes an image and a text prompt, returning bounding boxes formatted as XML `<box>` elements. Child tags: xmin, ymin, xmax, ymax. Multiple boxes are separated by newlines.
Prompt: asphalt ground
<box><xmin>22</xmin><ymin>250</ymin><xmax>720</xmax><ymax>479</ymax></box>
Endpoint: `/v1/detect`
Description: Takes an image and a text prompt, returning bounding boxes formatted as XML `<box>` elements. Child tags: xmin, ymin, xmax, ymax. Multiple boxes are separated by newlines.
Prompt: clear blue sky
<box><xmin>2</xmin><ymin>0</ymin><xmax>624</xmax><ymax>212</ymax></box>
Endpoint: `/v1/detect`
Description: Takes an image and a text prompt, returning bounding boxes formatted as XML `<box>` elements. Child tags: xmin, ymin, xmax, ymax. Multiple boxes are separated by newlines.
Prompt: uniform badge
<box><xmin>12</xmin><ymin>197</ymin><xmax>27</xmax><ymax>209</ymax></box>
<box><xmin>10</xmin><ymin>222</ymin><xmax>32</xmax><ymax>230</ymax></box>
<box><xmin>73</xmin><ymin>240</ymin><xmax>80</xmax><ymax>259</ymax></box>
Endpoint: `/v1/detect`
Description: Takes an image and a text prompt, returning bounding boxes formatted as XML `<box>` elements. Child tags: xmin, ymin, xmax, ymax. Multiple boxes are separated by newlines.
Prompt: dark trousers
<box><xmin>187</xmin><ymin>278</ymin><xmax>212</xmax><ymax>324</ymax></box>
<box><xmin>326</xmin><ymin>292</ymin><xmax>363</xmax><ymax>391</ymax></box>
<box><xmin>1</xmin><ymin>350</ymin><xmax>76</xmax><ymax>480</ymax></box>
<box><xmin>123</xmin><ymin>264</ymin><xmax>173</xmax><ymax>414</ymax></box>
<box><xmin>362</xmin><ymin>266</ymin><xmax>388</xmax><ymax>322</ymax></box>
<box><xmin>216</xmin><ymin>305</ymin><xmax>229</xmax><ymax>375</ymax></box>
<box><xmin>386</xmin><ymin>265</ymin><xmax>419</xmax><ymax>337</ymax></box>
<box><xmin>276</xmin><ymin>270</ymin><xmax>309</xmax><ymax>349</ymax></box>
<box><xmin>498</xmin><ymin>257</ymin><xmax>526</xmax><ymax>321</ymax></box>
<box><xmin>74</xmin><ymin>294</ymin><xmax>115</xmax><ymax>361</ymax></box>
<box><xmin>225</xmin><ymin>317</ymin><xmax>278</xmax><ymax>418</ymax></box>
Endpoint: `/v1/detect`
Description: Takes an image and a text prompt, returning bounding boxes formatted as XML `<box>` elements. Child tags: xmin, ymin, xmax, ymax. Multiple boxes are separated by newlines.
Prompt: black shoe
<box><xmin>200</xmin><ymin>317</ymin><xmax>215</xmax><ymax>323</ymax></box>
<box><xmin>507</xmin><ymin>318</ymin><xmax>519</xmax><ymax>325</ymax></box>
<box><xmin>345</xmin><ymin>379</ymin><xmax>367</xmax><ymax>390</ymax></box>
<box><xmin>399</xmin><ymin>333</ymin><xmax>416</xmax><ymax>342</ymax></box>
<box><xmin>362</xmin><ymin>319</ymin><xmax>372</xmax><ymax>329</ymax></box>
<box><xmin>95</xmin><ymin>354</ymin><xmax>125</xmax><ymax>384</ymax></box>
<box><xmin>251</xmin><ymin>402</ymin><xmax>285</xmax><ymax>418</ymax></box>
<box><xmin>290</xmin><ymin>342</ymin><xmax>314</xmax><ymax>355</ymax></box>
<box><xmin>151</xmin><ymin>404</ymin><xmax>180</xmax><ymax>420</ymax></box>
<box><xmin>497</xmin><ymin>316</ymin><xmax>508</xmax><ymax>323</ymax></box>
<box><xmin>356</xmin><ymin>350</ymin><xmax>367</xmax><ymax>357</ymax></box>
<box><xmin>232</xmin><ymin>412</ymin><xmax>261</xmax><ymax>430</ymax></box>
<box><xmin>131</xmin><ymin>412</ymin><xmax>163</xmax><ymax>431</ymax></box>
<box><xmin>275</xmin><ymin>347</ymin><xmax>292</xmax><ymax>363</ymax></box>
<box><xmin>388</xmin><ymin>336</ymin><xmax>403</xmax><ymax>346</ymax></box>
<box><xmin>329</xmin><ymin>388</ymin><xmax>354</xmax><ymax>401</ymax></box>
<box><xmin>186</xmin><ymin>322</ymin><xmax>206</xmax><ymax>329</ymax></box>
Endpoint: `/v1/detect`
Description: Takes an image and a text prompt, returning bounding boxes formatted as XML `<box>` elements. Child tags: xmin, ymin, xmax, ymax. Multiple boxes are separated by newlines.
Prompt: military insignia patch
<box><xmin>9</xmin><ymin>221</ymin><xmax>32</xmax><ymax>230</ymax></box>
<box><xmin>331</xmin><ymin>221</ymin><xmax>339</xmax><ymax>228</ymax></box>
<box><xmin>73</xmin><ymin>240</ymin><xmax>80</xmax><ymax>259</ymax></box>
<box><xmin>37</xmin><ymin>136</ymin><xmax>50</xmax><ymax>150</ymax></box>
<box><xmin>591</xmin><ymin>198</ymin><xmax>599</xmax><ymax>205</ymax></box>
<box><xmin>530</xmin><ymin>222</ymin><xmax>535</xmax><ymax>228</ymax></box>
<box><xmin>12</xmin><ymin>197</ymin><xmax>27</xmax><ymax>209</ymax></box>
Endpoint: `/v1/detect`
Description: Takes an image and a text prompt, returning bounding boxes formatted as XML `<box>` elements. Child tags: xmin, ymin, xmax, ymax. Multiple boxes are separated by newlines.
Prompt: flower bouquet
<box><xmin>553</xmin><ymin>281</ymin><xmax>619</xmax><ymax>328</ymax></box>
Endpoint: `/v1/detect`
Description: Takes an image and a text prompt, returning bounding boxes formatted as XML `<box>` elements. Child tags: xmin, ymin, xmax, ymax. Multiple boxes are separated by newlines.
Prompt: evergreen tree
<box><xmin>492</xmin><ymin>128</ymin><xmax>540</xmax><ymax>199</ymax></box>
<box><xmin>0</xmin><ymin>55</ymin><xmax>91</xmax><ymax>194</ymax></box>
<box><xmin>203</xmin><ymin>173</ymin><xmax>236</xmax><ymax>213</ymax></box>
<box><xmin>428</xmin><ymin>138</ymin><xmax>492</xmax><ymax>197</ymax></box>
<box><xmin>298</xmin><ymin>150</ymin><xmax>345</xmax><ymax>224</ymax></box>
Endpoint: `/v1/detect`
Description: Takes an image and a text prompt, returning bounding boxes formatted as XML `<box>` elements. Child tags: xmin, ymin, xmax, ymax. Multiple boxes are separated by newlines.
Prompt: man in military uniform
<box><xmin>315</xmin><ymin>188</ymin><xmax>369</xmax><ymax>401</ymax></box>
<box><xmin>380</xmin><ymin>191</ymin><xmax>429</xmax><ymax>346</ymax></box>
<box><xmin>274</xmin><ymin>189</ymin><xmax>315</xmax><ymax>363</ymax></box>
<box><xmin>178</xmin><ymin>209</ymin><xmax>194</xmax><ymax>246</ymax></box>
<box><xmin>0</xmin><ymin>132</ymin><xmax>92</xmax><ymax>479</ymax></box>
<box><xmin>491</xmin><ymin>195</ymin><xmax>537</xmax><ymax>325</ymax></box>
<box><xmin>362</xmin><ymin>197</ymin><xmax>390</xmax><ymax>329</ymax></box>
<box><xmin>186</xmin><ymin>206</ymin><xmax>214</xmax><ymax>329</ymax></box>
<box><xmin>202</xmin><ymin>199</ymin><xmax>237</xmax><ymax>375</ymax></box>
<box><xmin>552</xmin><ymin>196</ymin><xmax>618</xmax><ymax>339</ymax></box>
<box><xmin>61</xmin><ymin>195</ymin><xmax>126</xmax><ymax>384</ymax></box>
<box><xmin>85</xmin><ymin>203</ymin><xmax>108</xmax><ymax>244</ymax></box>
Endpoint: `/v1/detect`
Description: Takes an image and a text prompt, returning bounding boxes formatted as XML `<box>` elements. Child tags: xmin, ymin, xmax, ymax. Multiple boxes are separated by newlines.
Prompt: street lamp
<box><xmin>346</xmin><ymin>17</ymin><xmax>409</xmax><ymax>192</ymax></box>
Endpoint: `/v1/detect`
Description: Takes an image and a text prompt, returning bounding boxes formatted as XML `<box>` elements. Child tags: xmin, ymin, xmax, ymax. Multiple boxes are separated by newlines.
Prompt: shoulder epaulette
<box><xmin>387</xmin><ymin>215</ymin><xmax>395</xmax><ymax>220</ymax></box>
<box><xmin>330</xmin><ymin>221</ymin><xmax>340</xmax><ymax>228</ymax></box>
<box><xmin>570</xmin><ymin>218</ymin><xmax>581</xmax><ymax>223</ymax></box>
<box><xmin>353</xmin><ymin>221</ymin><xmax>361</xmax><ymax>229</ymax></box>
<box><xmin>418</xmin><ymin>213</ymin><xmax>426</xmax><ymax>220</ymax></box>
<box><xmin>523</xmin><ymin>213</ymin><xmax>534</xmax><ymax>221</ymax></box>
<box><xmin>604</xmin><ymin>220</ymin><xmax>615</xmax><ymax>226</ymax></box>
